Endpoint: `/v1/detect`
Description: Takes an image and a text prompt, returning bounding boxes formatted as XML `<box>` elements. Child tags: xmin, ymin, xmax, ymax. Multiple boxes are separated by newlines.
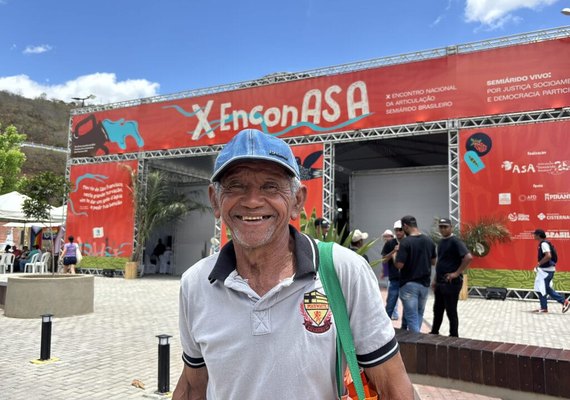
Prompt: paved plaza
<box><xmin>0</xmin><ymin>274</ymin><xmax>568</xmax><ymax>399</ymax></box>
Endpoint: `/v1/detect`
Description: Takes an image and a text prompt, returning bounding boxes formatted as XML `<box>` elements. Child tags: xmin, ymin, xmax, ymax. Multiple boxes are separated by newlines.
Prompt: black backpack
<box><xmin>542</xmin><ymin>240</ymin><xmax>558</xmax><ymax>263</ymax></box>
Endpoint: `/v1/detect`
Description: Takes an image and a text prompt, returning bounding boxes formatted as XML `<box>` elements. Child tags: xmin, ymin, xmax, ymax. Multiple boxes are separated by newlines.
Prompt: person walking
<box><xmin>60</xmin><ymin>236</ymin><xmax>79</xmax><ymax>274</ymax></box>
<box><xmin>532</xmin><ymin>229</ymin><xmax>570</xmax><ymax>313</ymax></box>
<box><xmin>173</xmin><ymin>129</ymin><xmax>413</xmax><ymax>400</ymax></box>
<box><xmin>430</xmin><ymin>218</ymin><xmax>473</xmax><ymax>337</ymax></box>
<box><xmin>395</xmin><ymin>215</ymin><xmax>436</xmax><ymax>332</ymax></box>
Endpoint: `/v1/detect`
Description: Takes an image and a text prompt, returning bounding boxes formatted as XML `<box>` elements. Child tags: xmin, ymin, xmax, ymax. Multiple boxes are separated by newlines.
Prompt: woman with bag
<box><xmin>60</xmin><ymin>236</ymin><xmax>80</xmax><ymax>274</ymax></box>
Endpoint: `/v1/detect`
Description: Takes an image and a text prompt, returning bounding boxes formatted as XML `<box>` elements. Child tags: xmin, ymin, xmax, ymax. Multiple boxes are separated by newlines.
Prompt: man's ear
<box><xmin>208</xmin><ymin>185</ymin><xmax>221</xmax><ymax>219</ymax></box>
<box><xmin>290</xmin><ymin>185</ymin><xmax>307</xmax><ymax>221</ymax></box>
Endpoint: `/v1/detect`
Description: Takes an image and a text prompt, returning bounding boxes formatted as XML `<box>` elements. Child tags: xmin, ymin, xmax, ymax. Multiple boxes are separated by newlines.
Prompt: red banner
<box><xmin>460</xmin><ymin>121</ymin><xmax>570</xmax><ymax>271</ymax></box>
<box><xmin>66</xmin><ymin>161</ymin><xmax>137</xmax><ymax>258</ymax></box>
<box><xmin>71</xmin><ymin>38</ymin><xmax>570</xmax><ymax>157</ymax></box>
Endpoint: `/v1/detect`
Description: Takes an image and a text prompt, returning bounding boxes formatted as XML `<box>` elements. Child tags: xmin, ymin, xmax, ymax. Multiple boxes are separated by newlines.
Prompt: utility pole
<box><xmin>71</xmin><ymin>94</ymin><xmax>96</xmax><ymax>107</ymax></box>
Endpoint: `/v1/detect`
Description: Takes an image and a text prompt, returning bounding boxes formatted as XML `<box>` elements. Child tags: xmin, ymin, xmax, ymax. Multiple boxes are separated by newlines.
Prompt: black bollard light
<box><xmin>156</xmin><ymin>334</ymin><xmax>172</xmax><ymax>394</ymax></box>
<box><xmin>40</xmin><ymin>314</ymin><xmax>53</xmax><ymax>361</ymax></box>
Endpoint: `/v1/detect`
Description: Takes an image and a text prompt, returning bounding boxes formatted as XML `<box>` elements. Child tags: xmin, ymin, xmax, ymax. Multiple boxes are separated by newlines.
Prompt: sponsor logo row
<box><xmin>508</xmin><ymin>212</ymin><xmax>570</xmax><ymax>222</ymax></box>
<box><xmin>499</xmin><ymin>192</ymin><xmax>570</xmax><ymax>204</ymax></box>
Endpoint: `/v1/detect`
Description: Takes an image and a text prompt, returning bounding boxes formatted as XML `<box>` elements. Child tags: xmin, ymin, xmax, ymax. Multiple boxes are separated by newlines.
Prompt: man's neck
<box><xmin>234</xmin><ymin>233</ymin><xmax>296</xmax><ymax>296</ymax></box>
<box><xmin>408</xmin><ymin>227</ymin><xmax>421</xmax><ymax>236</ymax></box>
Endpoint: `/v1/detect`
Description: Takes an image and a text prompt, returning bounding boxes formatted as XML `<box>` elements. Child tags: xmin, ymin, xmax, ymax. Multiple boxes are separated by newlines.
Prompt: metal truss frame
<box><xmin>70</xmin><ymin>26</ymin><xmax>570</xmax><ymax>116</ymax></box>
<box><xmin>448</xmin><ymin>128</ymin><xmax>460</xmax><ymax>226</ymax></box>
<box><xmin>468</xmin><ymin>286</ymin><xmax>569</xmax><ymax>301</ymax></box>
<box><xmin>322</xmin><ymin>142</ymin><xmax>335</xmax><ymax>223</ymax></box>
<box><xmin>131</xmin><ymin>156</ymin><xmax>147</xmax><ymax>265</ymax></box>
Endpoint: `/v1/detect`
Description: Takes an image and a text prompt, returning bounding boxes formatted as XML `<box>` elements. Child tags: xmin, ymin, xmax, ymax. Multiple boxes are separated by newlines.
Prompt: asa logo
<box><xmin>501</xmin><ymin>161</ymin><xmax>536</xmax><ymax>173</ymax></box>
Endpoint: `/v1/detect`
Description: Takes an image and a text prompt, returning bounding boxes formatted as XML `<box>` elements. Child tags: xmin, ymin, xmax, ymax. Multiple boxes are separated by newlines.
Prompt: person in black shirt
<box><xmin>430</xmin><ymin>218</ymin><xmax>472</xmax><ymax>337</ymax></box>
<box><xmin>152</xmin><ymin>239</ymin><xmax>166</xmax><ymax>265</ymax></box>
<box><xmin>395</xmin><ymin>215</ymin><xmax>436</xmax><ymax>332</ymax></box>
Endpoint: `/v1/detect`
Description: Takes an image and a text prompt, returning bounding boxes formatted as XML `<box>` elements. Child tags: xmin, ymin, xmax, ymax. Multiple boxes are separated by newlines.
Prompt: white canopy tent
<box><xmin>0</xmin><ymin>191</ymin><xmax>66</xmax><ymax>225</ymax></box>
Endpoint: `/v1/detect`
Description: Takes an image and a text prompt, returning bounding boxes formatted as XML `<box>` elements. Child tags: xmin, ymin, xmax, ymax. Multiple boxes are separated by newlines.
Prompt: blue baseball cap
<box><xmin>211</xmin><ymin>129</ymin><xmax>300</xmax><ymax>182</ymax></box>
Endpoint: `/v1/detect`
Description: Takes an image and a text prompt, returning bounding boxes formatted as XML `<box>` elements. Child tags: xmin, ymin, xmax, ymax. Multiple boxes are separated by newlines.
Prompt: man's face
<box><xmin>209</xmin><ymin>161</ymin><xmax>306</xmax><ymax>249</ymax></box>
<box><xmin>438</xmin><ymin>224</ymin><xmax>452</xmax><ymax>238</ymax></box>
<box><xmin>394</xmin><ymin>228</ymin><xmax>405</xmax><ymax>240</ymax></box>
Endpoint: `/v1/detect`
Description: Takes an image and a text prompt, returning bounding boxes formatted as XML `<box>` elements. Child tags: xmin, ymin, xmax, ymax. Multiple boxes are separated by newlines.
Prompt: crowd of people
<box><xmin>2</xmin><ymin>243</ymin><xmax>42</xmax><ymax>272</ymax></box>
<box><xmin>1</xmin><ymin>235</ymin><xmax>83</xmax><ymax>274</ymax></box>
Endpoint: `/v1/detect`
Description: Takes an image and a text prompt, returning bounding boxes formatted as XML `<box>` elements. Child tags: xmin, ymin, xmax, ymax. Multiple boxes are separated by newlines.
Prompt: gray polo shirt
<box><xmin>179</xmin><ymin>227</ymin><xmax>398</xmax><ymax>399</ymax></box>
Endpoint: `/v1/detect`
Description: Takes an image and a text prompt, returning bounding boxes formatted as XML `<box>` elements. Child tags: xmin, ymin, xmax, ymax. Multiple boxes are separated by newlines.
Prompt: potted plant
<box><xmin>122</xmin><ymin>165</ymin><xmax>210</xmax><ymax>278</ymax></box>
<box><xmin>301</xmin><ymin>210</ymin><xmax>380</xmax><ymax>266</ymax></box>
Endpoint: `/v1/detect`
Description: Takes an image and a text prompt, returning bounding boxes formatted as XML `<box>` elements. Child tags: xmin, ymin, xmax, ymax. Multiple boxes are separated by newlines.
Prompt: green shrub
<box><xmin>79</xmin><ymin>256</ymin><xmax>128</xmax><ymax>270</ymax></box>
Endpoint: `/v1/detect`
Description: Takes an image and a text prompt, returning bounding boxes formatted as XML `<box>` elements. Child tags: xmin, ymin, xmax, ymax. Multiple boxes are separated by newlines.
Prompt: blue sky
<box><xmin>1</xmin><ymin>0</ymin><xmax>568</xmax><ymax>105</ymax></box>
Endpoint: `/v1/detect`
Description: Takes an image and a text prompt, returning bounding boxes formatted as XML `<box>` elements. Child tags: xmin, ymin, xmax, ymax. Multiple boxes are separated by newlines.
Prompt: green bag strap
<box><xmin>318</xmin><ymin>241</ymin><xmax>366</xmax><ymax>400</ymax></box>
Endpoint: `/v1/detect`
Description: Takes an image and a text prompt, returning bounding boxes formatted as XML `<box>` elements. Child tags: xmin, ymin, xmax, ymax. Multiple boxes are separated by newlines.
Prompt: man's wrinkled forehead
<box><xmin>219</xmin><ymin>160</ymin><xmax>291</xmax><ymax>181</ymax></box>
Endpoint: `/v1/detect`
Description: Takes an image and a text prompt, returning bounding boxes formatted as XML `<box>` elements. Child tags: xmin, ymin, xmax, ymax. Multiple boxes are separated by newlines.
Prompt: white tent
<box><xmin>0</xmin><ymin>191</ymin><xmax>65</xmax><ymax>225</ymax></box>
<box><xmin>0</xmin><ymin>191</ymin><xmax>31</xmax><ymax>221</ymax></box>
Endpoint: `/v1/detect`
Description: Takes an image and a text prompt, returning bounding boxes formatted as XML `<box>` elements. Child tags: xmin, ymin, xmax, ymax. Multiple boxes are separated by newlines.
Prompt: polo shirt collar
<box><xmin>208</xmin><ymin>225</ymin><xmax>318</xmax><ymax>283</ymax></box>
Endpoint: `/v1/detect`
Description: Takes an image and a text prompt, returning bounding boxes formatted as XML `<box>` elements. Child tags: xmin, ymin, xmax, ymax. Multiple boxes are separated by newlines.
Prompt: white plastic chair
<box><xmin>0</xmin><ymin>253</ymin><xmax>14</xmax><ymax>273</ymax></box>
<box><xmin>35</xmin><ymin>252</ymin><xmax>51</xmax><ymax>274</ymax></box>
<box><xmin>24</xmin><ymin>253</ymin><xmax>40</xmax><ymax>273</ymax></box>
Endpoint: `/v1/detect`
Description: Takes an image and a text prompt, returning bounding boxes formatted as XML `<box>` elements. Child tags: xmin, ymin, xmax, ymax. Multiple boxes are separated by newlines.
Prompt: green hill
<box><xmin>0</xmin><ymin>91</ymin><xmax>73</xmax><ymax>177</ymax></box>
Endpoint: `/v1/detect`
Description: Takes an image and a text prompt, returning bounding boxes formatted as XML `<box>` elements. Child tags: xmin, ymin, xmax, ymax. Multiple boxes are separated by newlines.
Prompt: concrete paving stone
<box><xmin>1</xmin><ymin>275</ymin><xmax>568</xmax><ymax>399</ymax></box>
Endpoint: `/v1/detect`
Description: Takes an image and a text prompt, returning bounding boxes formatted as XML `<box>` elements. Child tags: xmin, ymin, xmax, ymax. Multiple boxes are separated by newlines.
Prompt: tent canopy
<box><xmin>0</xmin><ymin>191</ymin><xmax>65</xmax><ymax>224</ymax></box>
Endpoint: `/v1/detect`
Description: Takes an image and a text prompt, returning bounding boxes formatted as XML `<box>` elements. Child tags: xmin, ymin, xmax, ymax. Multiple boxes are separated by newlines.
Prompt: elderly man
<box><xmin>174</xmin><ymin>129</ymin><xmax>413</xmax><ymax>400</ymax></box>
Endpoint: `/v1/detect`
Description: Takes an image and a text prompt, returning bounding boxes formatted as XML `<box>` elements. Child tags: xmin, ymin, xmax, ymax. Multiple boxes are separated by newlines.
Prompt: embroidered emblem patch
<box><xmin>300</xmin><ymin>290</ymin><xmax>332</xmax><ymax>333</ymax></box>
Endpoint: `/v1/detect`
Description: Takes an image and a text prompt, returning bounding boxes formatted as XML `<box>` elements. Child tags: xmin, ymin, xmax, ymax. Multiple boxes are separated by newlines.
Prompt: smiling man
<box><xmin>173</xmin><ymin>129</ymin><xmax>413</xmax><ymax>400</ymax></box>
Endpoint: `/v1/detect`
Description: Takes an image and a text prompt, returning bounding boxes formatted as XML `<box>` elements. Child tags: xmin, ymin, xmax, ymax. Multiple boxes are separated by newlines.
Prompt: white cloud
<box><xmin>0</xmin><ymin>73</ymin><xmax>160</xmax><ymax>104</ymax></box>
<box><xmin>23</xmin><ymin>44</ymin><xmax>53</xmax><ymax>55</ymax></box>
<box><xmin>465</xmin><ymin>0</ymin><xmax>558</xmax><ymax>29</ymax></box>
<box><xmin>431</xmin><ymin>0</ymin><xmax>457</xmax><ymax>27</ymax></box>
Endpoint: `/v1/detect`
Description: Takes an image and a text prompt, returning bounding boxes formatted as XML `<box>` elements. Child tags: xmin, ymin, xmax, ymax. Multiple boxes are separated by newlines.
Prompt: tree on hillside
<box><xmin>19</xmin><ymin>171</ymin><xmax>70</xmax><ymax>209</ymax></box>
<box><xmin>20</xmin><ymin>172</ymin><xmax>70</xmax><ymax>274</ymax></box>
<box><xmin>0</xmin><ymin>124</ymin><xmax>27</xmax><ymax>194</ymax></box>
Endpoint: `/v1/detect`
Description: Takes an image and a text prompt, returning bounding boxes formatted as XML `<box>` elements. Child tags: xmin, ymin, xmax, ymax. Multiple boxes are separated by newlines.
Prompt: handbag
<box><xmin>317</xmin><ymin>241</ymin><xmax>378</xmax><ymax>400</ymax></box>
<box><xmin>75</xmin><ymin>244</ymin><xmax>83</xmax><ymax>263</ymax></box>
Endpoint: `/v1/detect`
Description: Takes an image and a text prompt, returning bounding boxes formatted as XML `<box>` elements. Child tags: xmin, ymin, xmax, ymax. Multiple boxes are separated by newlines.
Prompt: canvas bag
<box><xmin>75</xmin><ymin>244</ymin><xmax>83</xmax><ymax>263</ymax></box>
<box><xmin>317</xmin><ymin>241</ymin><xmax>378</xmax><ymax>400</ymax></box>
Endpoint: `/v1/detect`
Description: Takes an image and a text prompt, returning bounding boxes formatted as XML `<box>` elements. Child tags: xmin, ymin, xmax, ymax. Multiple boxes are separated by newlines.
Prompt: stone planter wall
<box><xmin>4</xmin><ymin>275</ymin><xmax>94</xmax><ymax>318</ymax></box>
<box><xmin>396</xmin><ymin>329</ymin><xmax>570</xmax><ymax>399</ymax></box>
